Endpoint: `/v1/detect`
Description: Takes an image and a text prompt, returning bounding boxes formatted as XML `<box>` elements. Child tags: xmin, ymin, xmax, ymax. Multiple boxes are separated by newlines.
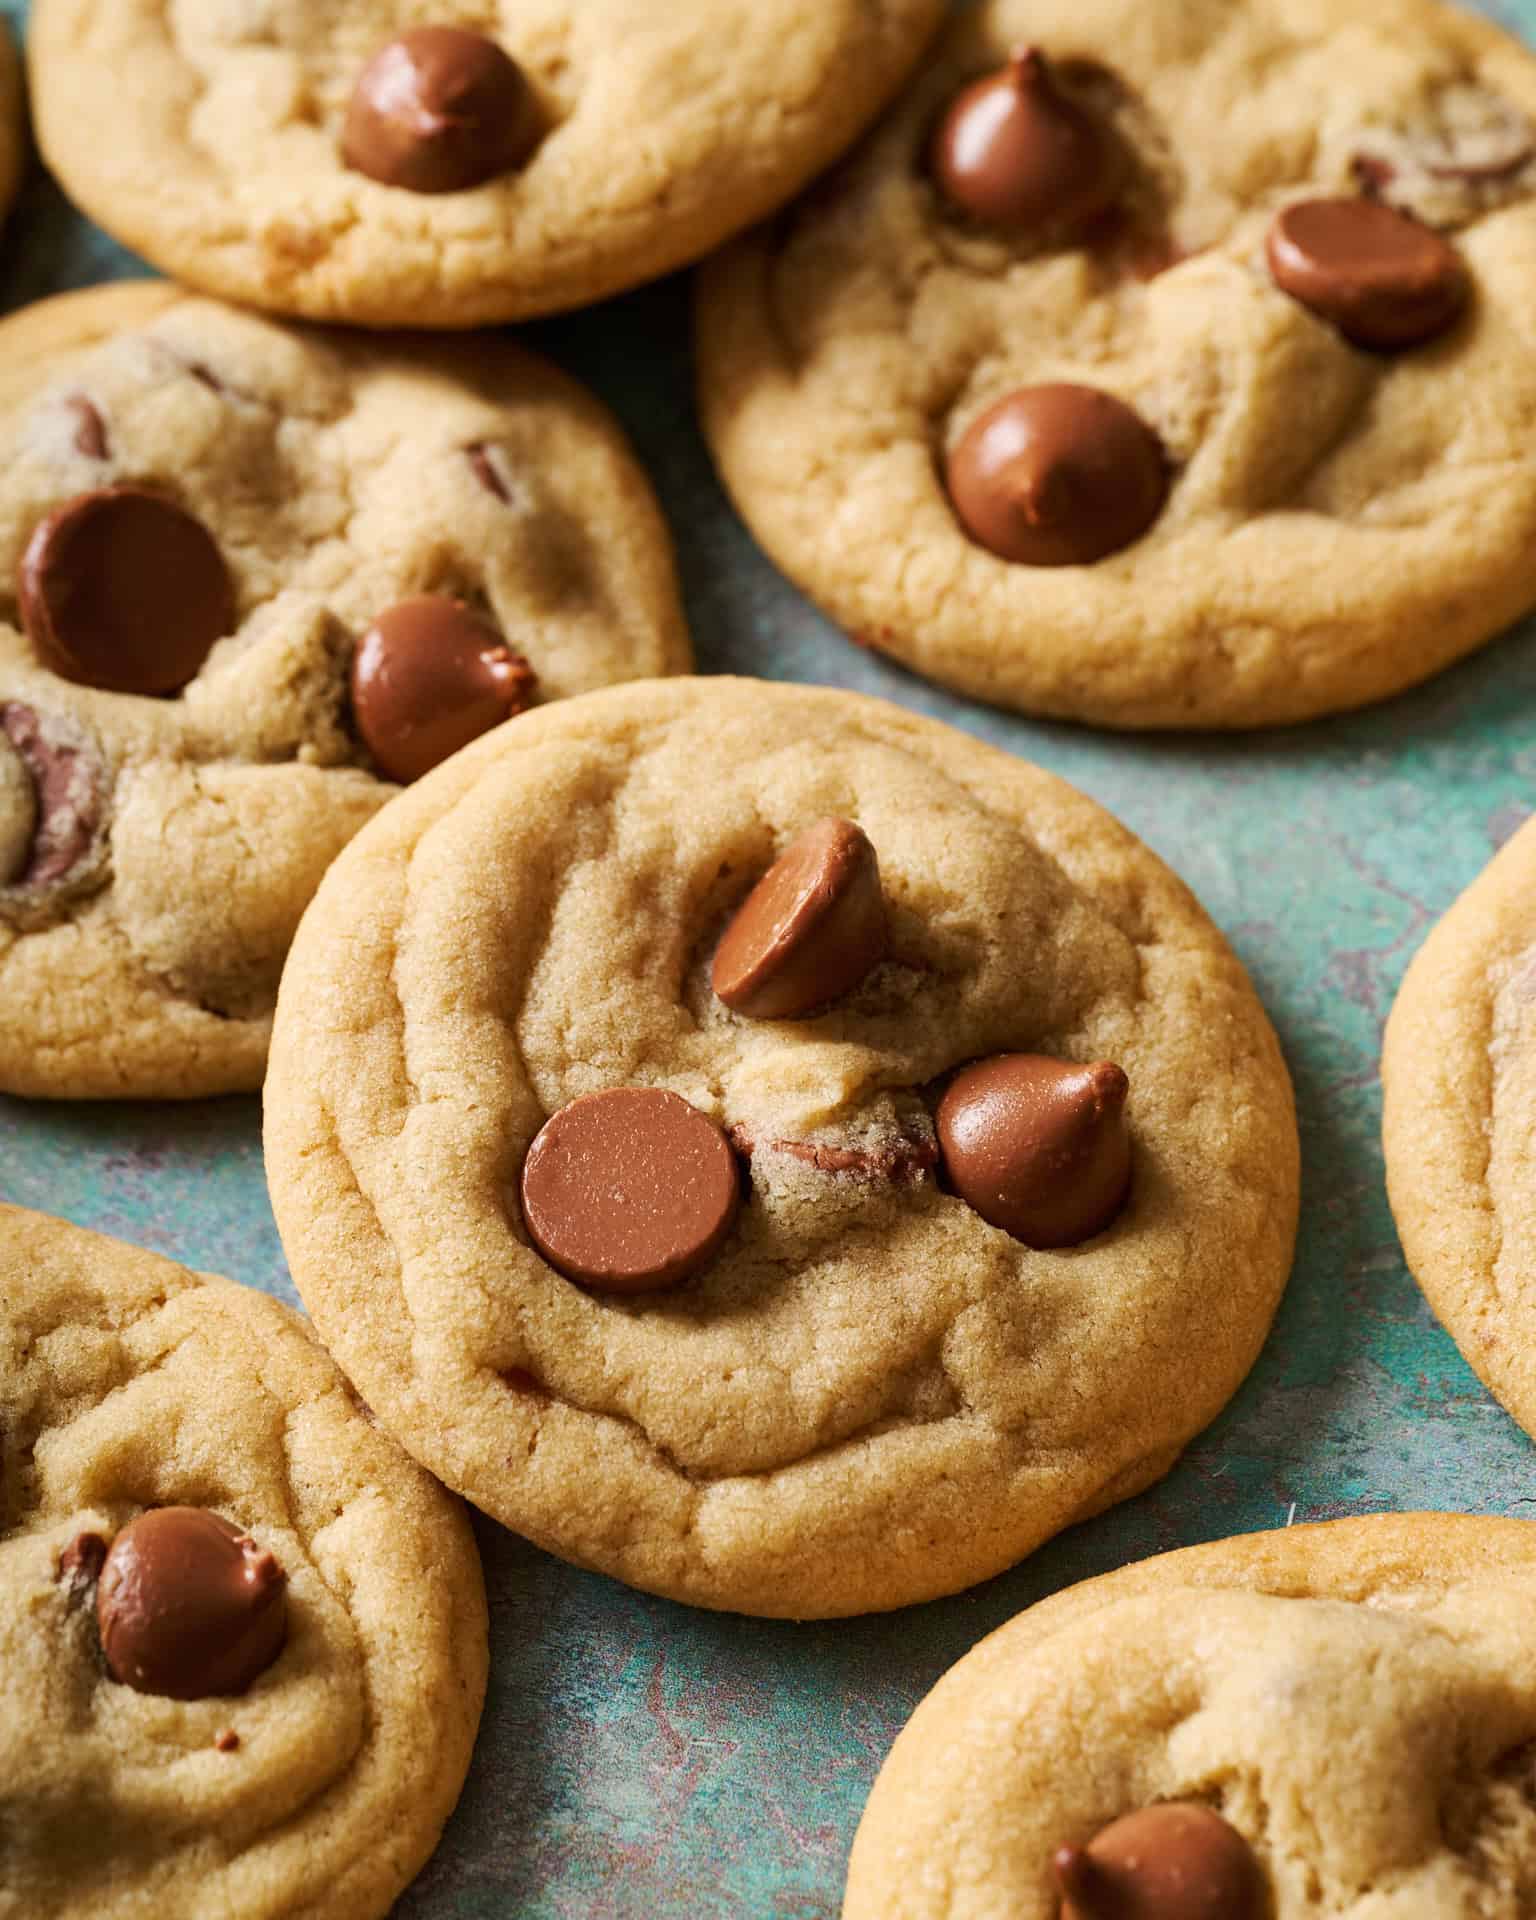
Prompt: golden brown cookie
<box><xmin>0</xmin><ymin>282</ymin><xmax>688</xmax><ymax>1099</ymax></box>
<box><xmin>1383</xmin><ymin>813</ymin><xmax>1536</xmax><ymax>1442</ymax></box>
<box><xmin>265</xmin><ymin>677</ymin><xmax>1298</xmax><ymax>1618</ymax></box>
<box><xmin>29</xmin><ymin>1</ymin><xmax>946</xmax><ymax>328</ymax></box>
<box><xmin>845</xmin><ymin>1513</ymin><xmax>1536</xmax><ymax>1918</ymax></box>
<box><xmin>699</xmin><ymin>0</ymin><xmax>1536</xmax><ymax>729</ymax></box>
<box><xmin>0</xmin><ymin>1204</ymin><xmax>487</xmax><ymax>1920</ymax></box>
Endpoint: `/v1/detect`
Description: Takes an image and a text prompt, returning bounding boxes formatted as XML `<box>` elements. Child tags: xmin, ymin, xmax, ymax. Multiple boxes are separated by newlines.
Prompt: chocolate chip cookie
<box><xmin>844</xmin><ymin>1512</ymin><xmax>1536</xmax><ymax>1918</ymax></box>
<box><xmin>0</xmin><ymin>1203</ymin><xmax>487</xmax><ymax>1920</ymax></box>
<box><xmin>1383</xmin><ymin>813</ymin><xmax>1536</xmax><ymax>1443</ymax></box>
<box><xmin>264</xmin><ymin>677</ymin><xmax>1298</xmax><ymax>1618</ymax></box>
<box><xmin>29</xmin><ymin>1</ymin><xmax>946</xmax><ymax>328</ymax></box>
<box><xmin>699</xmin><ymin>0</ymin><xmax>1536</xmax><ymax>729</ymax></box>
<box><xmin>0</xmin><ymin>282</ymin><xmax>688</xmax><ymax>1099</ymax></box>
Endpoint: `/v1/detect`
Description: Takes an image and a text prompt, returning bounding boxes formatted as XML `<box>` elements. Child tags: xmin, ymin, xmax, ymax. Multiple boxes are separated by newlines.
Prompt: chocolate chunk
<box><xmin>66</xmin><ymin>396</ymin><xmax>109</xmax><ymax>462</ymax></box>
<box><xmin>343</xmin><ymin>27</ymin><xmax>542</xmax><ymax>194</ymax></box>
<box><xmin>1266</xmin><ymin>198</ymin><xmax>1468</xmax><ymax>350</ymax></box>
<box><xmin>215</xmin><ymin>1729</ymin><xmax>241</xmax><ymax>1753</ymax></box>
<box><xmin>351</xmin><ymin>595</ymin><xmax>538</xmax><ymax>784</ymax></box>
<box><xmin>96</xmin><ymin>1508</ymin><xmax>288</xmax><ymax>1700</ymax></box>
<box><xmin>519</xmin><ymin>1088</ymin><xmax>741</xmax><ymax>1293</ymax></box>
<box><xmin>1055</xmin><ymin>1804</ymin><xmax>1265</xmax><ymax>1920</ymax></box>
<box><xmin>56</xmin><ymin>1530</ymin><xmax>107</xmax><ymax>1601</ymax></box>
<box><xmin>936</xmin><ymin>1054</ymin><xmax>1131</xmax><ymax>1248</ymax></box>
<box><xmin>712</xmin><ymin>819</ymin><xmax>888</xmax><ymax>1020</ymax></box>
<box><xmin>931</xmin><ymin>49</ymin><xmax>1123</xmax><ymax>236</ymax></box>
<box><xmin>19</xmin><ymin>488</ymin><xmax>235</xmax><ymax>696</ymax></box>
<box><xmin>947</xmin><ymin>385</ymin><xmax>1168</xmax><ymax>567</ymax></box>
<box><xmin>0</xmin><ymin>703</ymin><xmax>108</xmax><ymax>895</ymax></box>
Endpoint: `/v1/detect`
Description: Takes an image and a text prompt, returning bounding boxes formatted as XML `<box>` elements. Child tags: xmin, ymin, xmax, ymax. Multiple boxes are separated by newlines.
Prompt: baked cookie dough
<box><xmin>0</xmin><ymin>281</ymin><xmax>688</xmax><ymax>1099</ymax></box>
<box><xmin>699</xmin><ymin>0</ymin><xmax>1536</xmax><ymax>730</ymax></box>
<box><xmin>29</xmin><ymin>1</ymin><xmax>946</xmax><ymax>329</ymax></box>
<box><xmin>265</xmin><ymin>677</ymin><xmax>1298</xmax><ymax>1619</ymax></box>
<box><xmin>1383</xmin><ymin>813</ymin><xmax>1536</xmax><ymax>1442</ymax></box>
<box><xmin>844</xmin><ymin>1512</ymin><xmax>1536</xmax><ymax>1919</ymax></box>
<box><xmin>0</xmin><ymin>1204</ymin><xmax>487</xmax><ymax>1920</ymax></box>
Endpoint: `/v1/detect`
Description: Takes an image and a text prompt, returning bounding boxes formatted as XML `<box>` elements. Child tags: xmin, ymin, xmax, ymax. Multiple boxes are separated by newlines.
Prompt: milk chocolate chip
<box><xmin>96</xmin><ymin>1508</ymin><xmax>288</xmax><ymax>1700</ymax></box>
<box><xmin>66</xmin><ymin>395</ymin><xmax>109</xmax><ymax>462</ymax></box>
<box><xmin>1266</xmin><ymin>198</ymin><xmax>1468</xmax><ymax>350</ymax></box>
<box><xmin>932</xmin><ymin>49</ymin><xmax>1123</xmax><ymax>235</ymax></box>
<box><xmin>0</xmin><ymin>703</ymin><xmax>108</xmax><ymax>896</ymax></box>
<box><xmin>936</xmin><ymin>1054</ymin><xmax>1131</xmax><ymax>1248</ymax></box>
<box><xmin>350</xmin><ymin>595</ymin><xmax>538</xmax><ymax>784</ymax></box>
<box><xmin>56</xmin><ymin>1530</ymin><xmax>107</xmax><ymax>1601</ymax></box>
<box><xmin>947</xmin><ymin>385</ymin><xmax>1168</xmax><ymax>567</ymax></box>
<box><xmin>343</xmin><ymin>27</ymin><xmax>541</xmax><ymax>194</ymax></box>
<box><xmin>520</xmin><ymin>1088</ymin><xmax>741</xmax><ymax>1293</ymax></box>
<box><xmin>19</xmin><ymin>488</ymin><xmax>234</xmax><ymax>695</ymax></box>
<box><xmin>1055</xmin><ymin>1804</ymin><xmax>1265</xmax><ymax>1920</ymax></box>
<box><xmin>712</xmin><ymin>818</ymin><xmax>887</xmax><ymax>1020</ymax></box>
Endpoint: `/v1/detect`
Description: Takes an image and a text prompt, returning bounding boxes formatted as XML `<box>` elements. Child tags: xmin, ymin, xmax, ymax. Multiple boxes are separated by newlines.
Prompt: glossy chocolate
<box><xmin>1055</xmin><ymin>1804</ymin><xmax>1265</xmax><ymax>1920</ymax></box>
<box><xmin>1266</xmin><ymin>198</ymin><xmax>1468</xmax><ymax>350</ymax></box>
<box><xmin>343</xmin><ymin>27</ymin><xmax>541</xmax><ymax>194</ymax></box>
<box><xmin>936</xmin><ymin>1053</ymin><xmax>1131</xmax><ymax>1248</ymax></box>
<box><xmin>96</xmin><ymin>1508</ymin><xmax>288</xmax><ymax>1700</ymax></box>
<box><xmin>712</xmin><ymin>818</ymin><xmax>887</xmax><ymax>1019</ymax></box>
<box><xmin>19</xmin><ymin>488</ymin><xmax>234</xmax><ymax>696</ymax></box>
<box><xmin>947</xmin><ymin>384</ymin><xmax>1168</xmax><ymax>567</ymax></box>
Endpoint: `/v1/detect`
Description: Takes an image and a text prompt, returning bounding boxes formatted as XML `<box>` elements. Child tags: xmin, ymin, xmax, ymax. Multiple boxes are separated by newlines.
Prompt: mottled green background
<box><xmin>4</xmin><ymin>4</ymin><xmax>1536</xmax><ymax>1914</ymax></box>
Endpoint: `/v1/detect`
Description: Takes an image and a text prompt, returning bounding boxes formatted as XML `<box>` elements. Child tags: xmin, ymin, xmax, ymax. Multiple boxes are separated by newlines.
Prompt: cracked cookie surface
<box><xmin>844</xmin><ymin>1513</ymin><xmax>1536</xmax><ymax>1918</ymax></box>
<box><xmin>699</xmin><ymin>0</ymin><xmax>1536</xmax><ymax>730</ymax></box>
<box><xmin>1384</xmin><ymin>813</ymin><xmax>1536</xmax><ymax>1443</ymax></box>
<box><xmin>264</xmin><ymin>677</ymin><xmax>1299</xmax><ymax>1618</ymax></box>
<box><xmin>29</xmin><ymin>0</ymin><xmax>946</xmax><ymax>329</ymax></box>
<box><xmin>0</xmin><ymin>282</ymin><xmax>688</xmax><ymax>1099</ymax></box>
<box><xmin>0</xmin><ymin>1203</ymin><xmax>487</xmax><ymax>1920</ymax></box>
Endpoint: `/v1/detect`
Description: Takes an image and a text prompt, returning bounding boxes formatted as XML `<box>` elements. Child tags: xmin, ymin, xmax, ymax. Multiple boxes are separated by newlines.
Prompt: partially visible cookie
<box><xmin>1383</xmin><ymin>813</ymin><xmax>1536</xmax><ymax>1440</ymax></box>
<box><xmin>0</xmin><ymin>282</ymin><xmax>688</xmax><ymax>1099</ymax></box>
<box><xmin>0</xmin><ymin>1204</ymin><xmax>487</xmax><ymax>1920</ymax></box>
<box><xmin>845</xmin><ymin>1513</ymin><xmax>1536</xmax><ymax>1918</ymax></box>
<box><xmin>700</xmin><ymin>0</ymin><xmax>1536</xmax><ymax>729</ymax></box>
<box><xmin>265</xmin><ymin>676</ymin><xmax>1298</xmax><ymax>1619</ymax></box>
<box><xmin>29</xmin><ymin>1</ymin><xmax>946</xmax><ymax>328</ymax></box>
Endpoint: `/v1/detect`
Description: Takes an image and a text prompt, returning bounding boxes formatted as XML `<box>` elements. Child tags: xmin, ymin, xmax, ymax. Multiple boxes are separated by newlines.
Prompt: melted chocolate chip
<box><xmin>520</xmin><ymin>1088</ymin><xmax>741</xmax><ymax>1293</ymax></box>
<box><xmin>66</xmin><ymin>396</ymin><xmax>109</xmax><ymax>462</ymax></box>
<box><xmin>936</xmin><ymin>1054</ymin><xmax>1131</xmax><ymax>1248</ymax></box>
<box><xmin>712</xmin><ymin>819</ymin><xmax>888</xmax><ymax>1020</ymax></box>
<box><xmin>932</xmin><ymin>49</ymin><xmax>1123</xmax><ymax>236</ymax></box>
<box><xmin>96</xmin><ymin>1508</ymin><xmax>288</xmax><ymax>1700</ymax></box>
<box><xmin>56</xmin><ymin>1530</ymin><xmax>107</xmax><ymax>1600</ymax></box>
<box><xmin>467</xmin><ymin>442</ymin><xmax>513</xmax><ymax>503</ymax></box>
<box><xmin>343</xmin><ymin>27</ymin><xmax>542</xmax><ymax>194</ymax></box>
<box><xmin>947</xmin><ymin>384</ymin><xmax>1169</xmax><ymax>567</ymax></box>
<box><xmin>1055</xmin><ymin>1804</ymin><xmax>1265</xmax><ymax>1920</ymax></box>
<box><xmin>0</xmin><ymin>703</ymin><xmax>108</xmax><ymax>895</ymax></box>
<box><xmin>1266</xmin><ymin>198</ymin><xmax>1468</xmax><ymax>350</ymax></box>
<box><xmin>350</xmin><ymin>595</ymin><xmax>539</xmax><ymax>784</ymax></box>
<box><xmin>215</xmin><ymin>1728</ymin><xmax>241</xmax><ymax>1753</ymax></box>
<box><xmin>19</xmin><ymin>488</ymin><xmax>235</xmax><ymax>695</ymax></box>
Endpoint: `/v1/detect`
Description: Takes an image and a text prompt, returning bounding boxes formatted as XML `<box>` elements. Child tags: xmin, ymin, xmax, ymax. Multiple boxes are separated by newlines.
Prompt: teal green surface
<box><xmin>4</xmin><ymin>4</ymin><xmax>1536</xmax><ymax>1914</ymax></box>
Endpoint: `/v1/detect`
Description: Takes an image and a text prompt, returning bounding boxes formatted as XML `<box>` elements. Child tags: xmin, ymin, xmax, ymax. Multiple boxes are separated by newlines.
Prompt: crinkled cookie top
<box><xmin>265</xmin><ymin>676</ymin><xmax>1298</xmax><ymax>1618</ymax></box>
<box><xmin>30</xmin><ymin>0</ymin><xmax>946</xmax><ymax>326</ymax></box>
<box><xmin>0</xmin><ymin>1205</ymin><xmax>486</xmax><ymax>1920</ymax></box>
<box><xmin>846</xmin><ymin>1513</ymin><xmax>1536</xmax><ymax>1918</ymax></box>
<box><xmin>700</xmin><ymin>0</ymin><xmax>1536</xmax><ymax>728</ymax></box>
<box><xmin>0</xmin><ymin>282</ymin><xmax>686</xmax><ymax>1097</ymax></box>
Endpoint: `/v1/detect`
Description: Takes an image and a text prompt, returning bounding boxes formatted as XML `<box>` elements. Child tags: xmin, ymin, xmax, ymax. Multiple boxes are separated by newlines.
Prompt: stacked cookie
<box><xmin>6</xmin><ymin>0</ymin><xmax>1536</xmax><ymax>1916</ymax></box>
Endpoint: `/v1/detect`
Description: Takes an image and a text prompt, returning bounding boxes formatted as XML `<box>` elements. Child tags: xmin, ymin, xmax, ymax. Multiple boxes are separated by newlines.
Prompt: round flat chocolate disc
<box><xmin>1266</xmin><ymin>198</ymin><xmax>1468</xmax><ymax>350</ymax></box>
<box><xmin>711</xmin><ymin>817</ymin><xmax>888</xmax><ymax>1020</ymax></box>
<box><xmin>946</xmin><ymin>385</ymin><xmax>1168</xmax><ymax>567</ymax></box>
<box><xmin>19</xmin><ymin>488</ymin><xmax>235</xmax><ymax>696</ymax></box>
<box><xmin>343</xmin><ymin>27</ymin><xmax>541</xmax><ymax>194</ymax></box>
<box><xmin>350</xmin><ymin>595</ymin><xmax>538</xmax><ymax>785</ymax></box>
<box><xmin>96</xmin><ymin>1507</ymin><xmax>288</xmax><ymax>1700</ymax></box>
<box><xmin>519</xmin><ymin>1088</ymin><xmax>741</xmax><ymax>1293</ymax></box>
<box><xmin>936</xmin><ymin>1053</ymin><xmax>1132</xmax><ymax>1248</ymax></box>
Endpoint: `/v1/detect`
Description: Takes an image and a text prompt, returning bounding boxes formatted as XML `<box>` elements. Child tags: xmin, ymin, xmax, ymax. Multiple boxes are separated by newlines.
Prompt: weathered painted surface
<box><xmin>3</xmin><ymin>3</ymin><xmax>1536</xmax><ymax>1912</ymax></box>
